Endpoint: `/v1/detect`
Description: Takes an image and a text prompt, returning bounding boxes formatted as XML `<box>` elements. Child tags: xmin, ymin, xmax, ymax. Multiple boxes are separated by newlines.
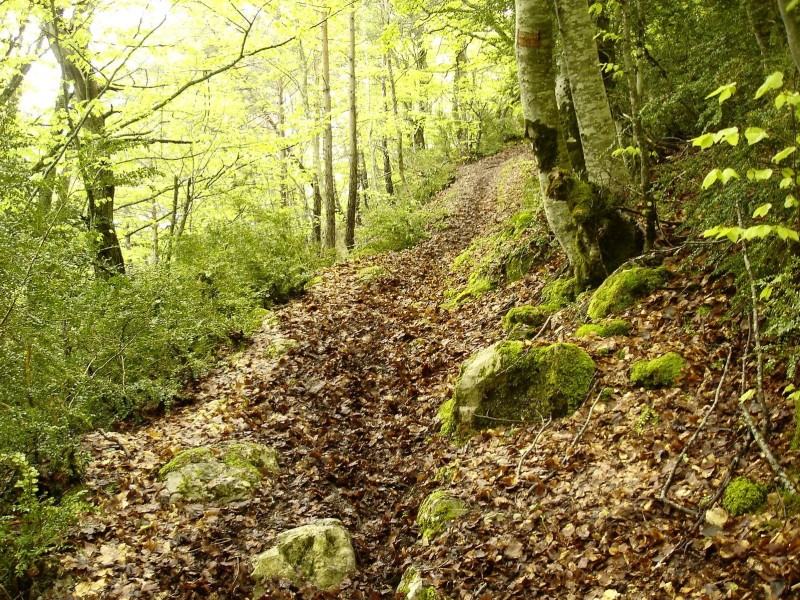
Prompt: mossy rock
<box><xmin>541</xmin><ymin>277</ymin><xmax>578</xmax><ymax>307</ymax></box>
<box><xmin>501</xmin><ymin>304</ymin><xmax>558</xmax><ymax>340</ymax></box>
<box><xmin>416</xmin><ymin>491</ymin><xmax>465</xmax><ymax>541</ymax></box>
<box><xmin>441</xmin><ymin>341</ymin><xmax>595</xmax><ymax>435</ymax></box>
<box><xmin>397</xmin><ymin>566</ymin><xmax>448</xmax><ymax>600</ymax></box>
<box><xmin>158</xmin><ymin>442</ymin><xmax>279</xmax><ymax>503</ymax></box>
<box><xmin>630</xmin><ymin>352</ymin><xmax>686</xmax><ymax>389</ymax></box>
<box><xmin>575</xmin><ymin>319</ymin><xmax>631</xmax><ymax>338</ymax></box>
<box><xmin>443</xmin><ymin>272</ymin><xmax>494</xmax><ymax>308</ymax></box>
<box><xmin>251</xmin><ymin>518</ymin><xmax>356</xmax><ymax>593</ymax></box>
<box><xmin>722</xmin><ymin>477</ymin><xmax>768</xmax><ymax>516</ymax></box>
<box><xmin>587</xmin><ymin>266</ymin><xmax>667</xmax><ymax>320</ymax></box>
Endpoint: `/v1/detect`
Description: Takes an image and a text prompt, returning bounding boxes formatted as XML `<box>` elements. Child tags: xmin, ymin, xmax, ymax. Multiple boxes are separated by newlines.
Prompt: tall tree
<box><xmin>515</xmin><ymin>0</ymin><xmax>639</xmax><ymax>287</ymax></box>
<box><xmin>320</xmin><ymin>9</ymin><xmax>336</xmax><ymax>250</ymax></box>
<box><xmin>553</xmin><ymin>0</ymin><xmax>626</xmax><ymax>192</ymax></box>
<box><xmin>778</xmin><ymin>0</ymin><xmax>800</xmax><ymax>75</ymax></box>
<box><xmin>345</xmin><ymin>10</ymin><xmax>359</xmax><ymax>250</ymax></box>
<box><xmin>44</xmin><ymin>7</ymin><xmax>126</xmax><ymax>277</ymax></box>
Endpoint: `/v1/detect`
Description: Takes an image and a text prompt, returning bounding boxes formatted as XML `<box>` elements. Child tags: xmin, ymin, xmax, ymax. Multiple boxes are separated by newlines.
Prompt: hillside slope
<box><xmin>49</xmin><ymin>146</ymin><xmax>800</xmax><ymax>599</ymax></box>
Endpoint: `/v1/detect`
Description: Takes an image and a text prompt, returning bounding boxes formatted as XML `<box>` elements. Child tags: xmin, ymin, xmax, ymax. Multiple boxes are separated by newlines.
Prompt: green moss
<box><xmin>630</xmin><ymin>352</ymin><xmax>686</xmax><ymax>388</ymax></box>
<box><xmin>541</xmin><ymin>277</ymin><xmax>578</xmax><ymax>307</ymax></box>
<box><xmin>575</xmin><ymin>319</ymin><xmax>631</xmax><ymax>338</ymax></box>
<box><xmin>158</xmin><ymin>447</ymin><xmax>215</xmax><ymax>478</ymax></box>
<box><xmin>634</xmin><ymin>405</ymin><xmax>660</xmax><ymax>433</ymax></box>
<box><xmin>587</xmin><ymin>267</ymin><xmax>667</xmax><ymax>320</ymax></box>
<box><xmin>438</xmin><ymin>398</ymin><xmax>457</xmax><ymax>437</ymax></box>
<box><xmin>723</xmin><ymin>477</ymin><xmax>768</xmax><ymax>516</ymax></box>
<box><xmin>450</xmin><ymin>341</ymin><xmax>594</xmax><ymax>431</ymax></box>
<box><xmin>221</xmin><ymin>442</ymin><xmax>279</xmax><ymax>483</ymax></box>
<box><xmin>443</xmin><ymin>272</ymin><xmax>494</xmax><ymax>308</ymax></box>
<box><xmin>266</xmin><ymin>338</ymin><xmax>299</xmax><ymax>359</ymax></box>
<box><xmin>434</xmin><ymin>465</ymin><xmax>458</xmax><ymax>484</ymax></box>
<box><xmin>304</xmin><ymin>276</ymin><xmax>324</xmax><ymax>289</ymax></box>
<box><xmin>416</xmin><ymin>491</ymin><xmax>465</xmax><ymax>541</ymax></box>
<box><xmin>502</xmin><ymin>304</ymin><xmax>558</xmax><ymax>339</ymax></box>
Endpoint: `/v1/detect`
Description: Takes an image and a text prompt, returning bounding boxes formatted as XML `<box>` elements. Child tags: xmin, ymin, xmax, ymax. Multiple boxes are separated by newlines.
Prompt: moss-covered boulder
<box><xmin>266</xmin><ymin>337</ymin><xmax>298</xmax><ymax>359</ymax></box>
<box><xmin>630</xmin><ymin>352</ymin><xmax>686</xmax><ymax>389</ymax></box>
<box><xmin>158</xmin><ymin>441</ymin><xmax>279</xmax><ymax>503</ymax></box>
<box><xmin>441</xmin><ymin>341</ymin><xmax>595</xmax><ymax>435</ymax></box>
<box><xmin>397</xmin><ymin>566</ymin><xmax>448</xmax><ymax>600</ymax></box>
<box><xmin>587</xmin><ymin>266</ymin><xmax>667</xmax><ymax>319</ymax></box>
<box><xmin>251</xmin><ymin>518</ymin><xmax>356</xmax><ymax>593</ymax></box>
<box><xmin>575</xmin><ymin>319</ymin><xmax>631</xmax><ymax>338</ymax></box>
<box><xmin>501</xmin><ymin>305</ymin><xmax>557</xmax><ymax>339</ymax></box>
<box><xmin>722</xmin><ymin>477</ymin><xmax>768</xmax><ymax>516</ymax></box>
<box><xmin>541</xmin><ymin>277</ymin><xmax>578</xmax><ymax>307</ymax></box>
<box><xmin>417</xmin><ymin>491</ymin><xmax>465</xmax><ymax>541</ymax></box>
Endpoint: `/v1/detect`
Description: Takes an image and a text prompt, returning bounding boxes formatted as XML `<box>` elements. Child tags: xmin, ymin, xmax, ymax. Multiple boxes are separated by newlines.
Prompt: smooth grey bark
<box><xmin>516</xmin><ymin>0</ymin><xmax>640</xmax><ymax>287</ymax></box>
<box><xmin>778</xmin><ymin>0</ymin><xmax>800</xmax><ymax>74</ymax></box>
<box><xmin>345</xmin><ymin>10</ymin><xmax>358</xmax><ymax>250</ymax></box>
<box><xmin>553</xmin><ymin>0</ymin><xmax>626</xmax><ymax>192</ymax></box>
<box><xmin>320</xmin><ymin>11</ymin><xmax>336</xmax><ymax>250</ymax></box>
<box><xmin>743</xmin><ymin>0</ymin><xmax>778</xmax><ymax>64</ymax></box>
<box><xmin>555</xmin><ymin>51</ymin><xmax>586</xmax><ymax>176</ymax></box>
<box><xmin>515</xmin><ymin>0</ymin><xmax>603</xmax><ymax>286</ymax></box>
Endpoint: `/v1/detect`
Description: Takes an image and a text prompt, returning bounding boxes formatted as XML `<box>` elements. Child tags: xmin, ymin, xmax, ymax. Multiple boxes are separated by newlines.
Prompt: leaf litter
<box><xmin>50</xmin><ymin>145</ymin><xmax>800</xmax><ymax>599</ymax></box>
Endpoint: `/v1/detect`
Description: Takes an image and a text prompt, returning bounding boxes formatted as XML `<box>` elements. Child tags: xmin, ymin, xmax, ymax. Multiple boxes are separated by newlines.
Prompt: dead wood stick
<box><xmin>97</xmin><ymin>429</ymin><xmax>131</xmax><ymax>459</ymax></box>
<box><xmin>516</xmin><ymin>417</ymin><xmax>552</xmax><ymax>481</ymax></box>
<box><xmin>739</xmin><ymin>402</ymin><xmax>797</xmax><ymax>493</ymax></box>
<box><xmin>659</xmin><ymin>347</ymin><xmax>732</xmax><ymax>513</ymax></box>
<box><xmin>562</xmin><ymin>387</ymin><xmax>607</xmax><ymax>465</ymax></box>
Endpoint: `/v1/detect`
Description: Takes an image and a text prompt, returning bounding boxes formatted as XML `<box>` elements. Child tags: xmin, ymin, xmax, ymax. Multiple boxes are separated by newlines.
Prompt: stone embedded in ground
<box><xmin>266</xmin><ymin>337</ymin><xmax>299</xmax><ymax>359</ymax></box>
<box><xmin>416</xmin><ymin>490</ymin><xmax>466</xmax><ymax>541</ymax></box>
<box><xmin>397</xmin><ymin>565</ymin><xmax>448</xmax><ymax>599</ymax></box>
<box><xmin>439</xmin><ymin>341</ymin><xmax>595</xmax><ymax>436</ymax></box>
<box><xmin>157</xmin><ymin>441</ymin><xmax>279</xmax><ymax>503</ymax></box>
<box><xmin>251</xmin><ymin>518</ymin><xmax>356</xmax><ymax>593</ymax></box>
<box><xmin>501</xmin><ymin>304</ymin><xmax>557</xmax><ymax>340</ymax></box>
<box><xmin>587</xmin><ymin>266</ymin><xmax>667</xmax><ymax>320</ymax></box>
<box><xmin>629</xmin><ymin>352</ymin><xmax>686</xmax><ymax>389</ymax></box>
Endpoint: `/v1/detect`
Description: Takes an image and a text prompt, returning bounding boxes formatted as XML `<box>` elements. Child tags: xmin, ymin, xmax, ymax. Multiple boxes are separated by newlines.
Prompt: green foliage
<box><xmin>634</xmin><ymin>405</ymin><xmax>660</xmax><ymax>434</ymax></box>
<box><xmin>630</xmin><ymin>352</ymin><xmax>686</xmax><ymax>389</ymax></box>
<box><xmin>0</xmin><ymin>453</ymin><xmax>88</xmax><ymax>593</ymax></box>
<box><xmin>356</xmin><ymin>200</ymin><xmax>433</xmax><ymax>255</ymax></box>
<box><xmin>723</xmin><ymin>477</ymin><xmax>768</xmax><ymax>516</ymax></box>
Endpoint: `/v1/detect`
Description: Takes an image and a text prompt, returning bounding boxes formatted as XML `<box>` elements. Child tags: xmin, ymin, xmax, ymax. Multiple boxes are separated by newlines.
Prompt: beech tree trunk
<box><xmin>345</xmin><ymin>11</ymin><xmax>358</xmax><ymax>250</ymax></box>
<box><xmin>778</xmin><ymin>0</ymin><xmax>800</xmax><ymax>75</ymax></box>
<box><xmin>515</xmin><ymin>0</ymin><xmax>639</xmax><ymax>287</ymax></box>
<box><xmin>553</xmin><ymin>0</ymin><xmax>626</xmax><ymax>192</ymax></box>
<box><xmin>320</xmin><ymin>11</ymin><xmax>336</xmax><ymax>250</ymax></box>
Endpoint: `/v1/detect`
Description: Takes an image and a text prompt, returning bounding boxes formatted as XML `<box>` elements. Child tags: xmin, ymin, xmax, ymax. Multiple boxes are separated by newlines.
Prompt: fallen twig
<box><xmin>659</xmin><ymin>346</ymin><xmax>732</xmax><ymax>514</ymax></box>
<box><xmin>562</xmin><ymin>387</ymin><xmax>607</xmax><ymax>465</ymax></box>
<box><xmin>516</xmin><ymin>417</ymin><xmax>552</xmax><ymax>481</ymax></box>
<box><xmin>738</xmin><ymin>402</ymin><xmax>797</xmax><ymax>493</ymax></box>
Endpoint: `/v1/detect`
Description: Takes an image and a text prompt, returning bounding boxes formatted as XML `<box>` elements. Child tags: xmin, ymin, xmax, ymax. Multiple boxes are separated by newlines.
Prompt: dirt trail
<box><xmin>57</xmin><ymin>146</ymin><xmax>541</xmax><ymax>599</ymax></box>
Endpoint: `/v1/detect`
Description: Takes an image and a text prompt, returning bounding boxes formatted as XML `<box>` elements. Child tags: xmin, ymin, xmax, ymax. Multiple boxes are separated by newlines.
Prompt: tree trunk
<box><xmin>516</xmin><ymin>0</ymin><xmax>638</xmax><ymax>287</ymax></box>
<box><xmin>298</xmin><ymin>40</ymin><xmax>323</xmax><ymax>245</ymax></box>
<box><xmin>45</xmin><ymin>15</ymin><xmax>125</xmax><ymax>277</ymax></box>
<box><xmin>386</xmin><ymin>52</ymin><xmax>406</xmax><ymax>186</ymax></box>
<box><xmin>380</xmin><ymin>67</ymin><xmax>395</xmax><ymax>196</ymax></box>
<box><xmin>555</xmin><ymin>51</ymin><xmax>586</xmax><ymax>176</ymax></box>
<box><xmin>778</xmin><ymin>0</ymin><xmax>800</xmax><ymax>75</ymax></box>
<box><xmin>320</xmin><ymin>10</ymin><xmax>336</xmax><ymax>250</ymax></box>
<box><xmin>359</xmin><ymin>148</ymin><xmax>370</xmax><ymax>210</ymax></box>
<box><xmin>553</xmin><ymin>0</ymin><xmax>626</xmax><ymax>192</ymax></box>
<box><xmin>345</xmin><ymin>11</ymin><xmax>358</xmax><ymax>250</ymax></box>
<box><xmin>620</xmin><ymin>0</ymin><xmax>656</xmax><ymax>250</ymax></box>
<box><xmin>277</xmin><ymin>77</ymin><xmax>290</xmax><ymax>207</ymax></box>
<box><xmin>743</xmin><ymin>0</ymin><xmax>776</xmax><ymax>65</ymax></box>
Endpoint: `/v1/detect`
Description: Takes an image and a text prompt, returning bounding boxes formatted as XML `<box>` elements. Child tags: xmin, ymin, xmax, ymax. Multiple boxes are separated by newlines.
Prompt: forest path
<box><xmin>58</xmin><ymin>145</ymin><xmax>543</xmax><ymax>599</ymax></box>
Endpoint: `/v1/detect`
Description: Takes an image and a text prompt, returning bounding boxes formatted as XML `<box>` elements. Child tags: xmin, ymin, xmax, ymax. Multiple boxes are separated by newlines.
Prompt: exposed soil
<box><xmin>51</xmin><ymin>145</ymin><xmax>800</xmax><ymax>599</ymax></box>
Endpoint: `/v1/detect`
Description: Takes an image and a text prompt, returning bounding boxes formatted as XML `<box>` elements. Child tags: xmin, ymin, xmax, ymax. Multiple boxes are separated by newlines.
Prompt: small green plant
<box><xmin>0</xmin><ymin>453</ymin><xmax>88</xmax><ymax>593</ymax></box>
<box><xmin>634</xmin><ymin>405</ymin><xmax>660</xmax><ymax>434</ymax></box>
